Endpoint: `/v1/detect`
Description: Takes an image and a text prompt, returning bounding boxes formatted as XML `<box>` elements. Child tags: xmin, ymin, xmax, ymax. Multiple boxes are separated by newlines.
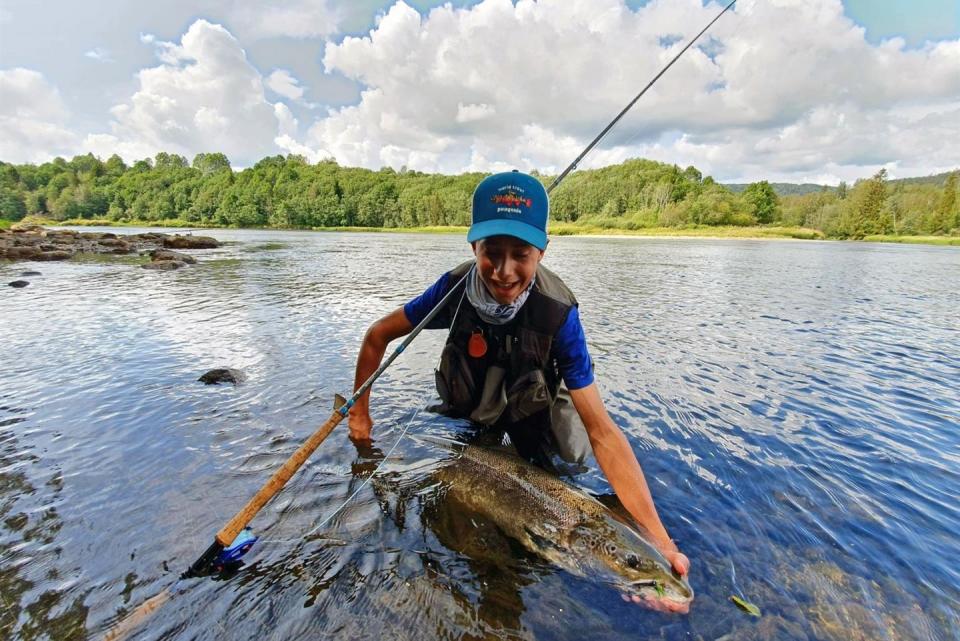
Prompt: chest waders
<box><xmin>434</xmin><ymin>261</ymin><xmax>592</xmax><ymax>467</ymax></box>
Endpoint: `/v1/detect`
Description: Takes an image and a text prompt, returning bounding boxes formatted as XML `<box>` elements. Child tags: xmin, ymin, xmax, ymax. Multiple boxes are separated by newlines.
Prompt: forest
<box><xmin>0</xmin><ymin>152</ymin><xmax>957</xmax><ymax>239</ymax></box>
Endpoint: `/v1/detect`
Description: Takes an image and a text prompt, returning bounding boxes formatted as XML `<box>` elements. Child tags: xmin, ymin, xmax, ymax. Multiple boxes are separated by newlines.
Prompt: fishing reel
<box><xmin>182</xmin><ymin>527</ymin><xmax>259</xmax><ymax>579</ymax></box>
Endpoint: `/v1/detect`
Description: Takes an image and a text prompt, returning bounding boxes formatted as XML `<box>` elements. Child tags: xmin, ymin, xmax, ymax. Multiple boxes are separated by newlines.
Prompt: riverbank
<box><xmin>1</xmin><ymin>223</ymin><xmax>220</xmax><ymax>268</ymax></box>
<box><xmin>8</xmin><ymin>216</ymin><xmax>958</xmax><ymax>245</ymax></box>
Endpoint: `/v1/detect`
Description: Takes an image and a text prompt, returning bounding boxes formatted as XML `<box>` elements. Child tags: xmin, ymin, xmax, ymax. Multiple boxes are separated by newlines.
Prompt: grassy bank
<box><xmin>59</xmin><ymin>217</ymin><xmax>225</xmax><ymax>229</ymax></box>
<box><xmin>549</xmin><ymin>224</ymin><xmax>826</xmax><ymax>240</ymax></box>
<box><xmin>862</xmin><ymin>234</ymin><xmax>960</xmax><ymax>246</ymax></box>
<box><xmin>9</xmin><ymin>216</ymin><xmax>958</xmax><ymax>245</ymax></box>
<box><xmin>308</xmin><ymin>225</ymin><xmax>469</xmax><ymax>234</ymax></box>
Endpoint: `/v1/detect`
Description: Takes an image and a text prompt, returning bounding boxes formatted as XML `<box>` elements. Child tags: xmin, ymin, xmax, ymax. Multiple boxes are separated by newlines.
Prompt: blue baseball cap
<box><xmin>467</xmin><ymin>170</ymin><xmax>548</xmax><ymax>250</ymax></box>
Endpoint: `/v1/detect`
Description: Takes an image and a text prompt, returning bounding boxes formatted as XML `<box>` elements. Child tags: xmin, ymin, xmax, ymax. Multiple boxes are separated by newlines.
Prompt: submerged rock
<box><xmin>149</xmin><ymin>249</ymin><xmax>197</xmax><ymax>264</ymax></box>
<box><xmin>35</xmin><ymin>250</ymin><xmax>73</xmax><ymax>261</ymax></box>
<box><xmin>198</xmin><ymin>368</ymin><xmax>246</xmax><ymax>385</ymax></box>
<box><xmin>163</xmin><ymin>235</ymin><xmax>219</xmax><ymax>249</ymax></box>
<box><xmin>142</xmin><ymin>260</ymin><xmax>186</xmax><ymax>271</ymax></box>
<box><xmin>19</xmin><ymin>271</ymin><xmax>41</xmax><ymax>276</ymax></box>
<box><xmin>8</xmin><ymin>280</ymin><xmax>29</xmax><ymax>288</ymax></box>
<box><xmin>1</xmin><ymin>226</ymin><xmax>219</xmax><ymax>266</ymax></box>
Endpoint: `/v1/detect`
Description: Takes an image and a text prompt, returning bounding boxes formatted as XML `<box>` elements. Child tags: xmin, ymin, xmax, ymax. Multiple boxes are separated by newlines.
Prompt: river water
<box><xmin>1</xmin><ymin>229</ymin><xmax>958</xmax><ymax>640</ymax></box>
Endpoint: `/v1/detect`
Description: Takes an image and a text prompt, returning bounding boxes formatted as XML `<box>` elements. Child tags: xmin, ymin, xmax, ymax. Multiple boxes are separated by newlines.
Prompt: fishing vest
<box><xmin>434</xmin><ymin>261</ymin><xmax>578</xmax><ymax>430</ymax></box>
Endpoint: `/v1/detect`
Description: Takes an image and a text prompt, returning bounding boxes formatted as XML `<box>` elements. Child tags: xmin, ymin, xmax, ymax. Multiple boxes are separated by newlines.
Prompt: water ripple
<box><xmin>1</xmin><ymin>231</ymin><xmax>958</xmax><ymax>640</ymax></box>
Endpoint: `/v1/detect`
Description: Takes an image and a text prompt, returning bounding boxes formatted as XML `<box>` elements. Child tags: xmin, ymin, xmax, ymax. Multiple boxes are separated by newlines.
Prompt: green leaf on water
<box><xmin>730</xmin><ymin>595</ymin><xmax>761</xmax><ymax>617</ymax></box>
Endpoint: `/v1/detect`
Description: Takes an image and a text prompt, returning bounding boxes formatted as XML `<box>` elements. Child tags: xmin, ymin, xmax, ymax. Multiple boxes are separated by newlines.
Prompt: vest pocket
<box><xmin>505</xmin><ymin>369</ymin><xmax>553</xmax><ymax>423</ymax></box>
<box><xmin>435</xmin><ymin>341</ymin><xmax>477</xmax><ymax>414</ymax></box>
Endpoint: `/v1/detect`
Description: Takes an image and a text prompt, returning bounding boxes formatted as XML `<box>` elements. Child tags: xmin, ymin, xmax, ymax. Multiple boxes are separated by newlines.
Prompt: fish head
<box><xmin>573</xmin><ymin>522</ymin><xmax>694</xmax><ymax>613</ymax></box>
<box><xmin>618</xmin><ymin>551</ymin><xmax>693</xmax><ymax>613</ymax></box>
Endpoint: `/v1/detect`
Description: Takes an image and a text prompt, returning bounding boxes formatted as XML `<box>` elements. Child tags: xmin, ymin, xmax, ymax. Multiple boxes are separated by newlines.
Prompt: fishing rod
<box><xmin>102</xmin><ymin>2</ymin><xmax>736</xmax><ymax>638</ymax></box>
<box><xmin>547</xmin><ymin>0</ymin><xmax>737</xmax><ymax>193</ymax></box>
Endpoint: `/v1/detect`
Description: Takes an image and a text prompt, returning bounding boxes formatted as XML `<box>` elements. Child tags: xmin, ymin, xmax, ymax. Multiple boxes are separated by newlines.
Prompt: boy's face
<box><xmin>472</xmin><ymin>235</ymin><xmax>545</xmax><ymax>305</ymax></box>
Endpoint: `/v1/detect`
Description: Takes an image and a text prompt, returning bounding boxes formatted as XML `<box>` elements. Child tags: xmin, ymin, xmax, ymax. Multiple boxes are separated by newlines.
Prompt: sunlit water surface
<box><xmin>2</xmin><ymin>229</ymin><xmax>958</xmax><ymax>640</ymax></box>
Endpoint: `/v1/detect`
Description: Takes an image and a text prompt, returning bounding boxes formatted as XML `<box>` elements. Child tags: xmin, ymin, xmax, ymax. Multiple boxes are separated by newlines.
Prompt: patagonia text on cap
<box><xmin>467</xmin><ymin>170</ymin><xmax>548</xmax><ymax>250</ymax></box>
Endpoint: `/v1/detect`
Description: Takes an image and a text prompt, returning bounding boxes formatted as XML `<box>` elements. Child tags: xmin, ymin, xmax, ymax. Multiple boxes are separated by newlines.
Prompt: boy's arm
<box><xmin>348</xmin><ymin>308</ymin><xmax>413</xmax><ymax>442</ymax></box>
<box><xmin>569</xmin><ymin>383</ymin><xmax>690</xmax><ymax>576</ymax></box>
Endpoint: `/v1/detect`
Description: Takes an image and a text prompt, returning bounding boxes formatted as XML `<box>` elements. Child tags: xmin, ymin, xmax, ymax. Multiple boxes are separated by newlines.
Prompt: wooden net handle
<box><xmin>216</xmin><ymin>409</ymin><xmax>345</xmax><ymax>546</ymax></box>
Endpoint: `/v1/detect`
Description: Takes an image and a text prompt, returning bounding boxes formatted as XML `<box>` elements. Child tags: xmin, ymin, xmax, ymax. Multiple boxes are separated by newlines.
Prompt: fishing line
<box><xmin>607</xmin><ymin>11</ymin><xmax>747</xmax><ymax>156</ymax></box>
<box><xmin>546</xmin><ymin>0</ymin><xmax>738</xmax><ymax>193</ymax></box>
<box><xmin>260</xmin><ymin>403</ymin><xmax>424</xmax><ymax>545</ymax></box>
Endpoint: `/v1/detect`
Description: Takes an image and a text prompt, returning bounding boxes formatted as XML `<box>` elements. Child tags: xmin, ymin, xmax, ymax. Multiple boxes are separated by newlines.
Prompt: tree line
<box><xmin>0</xmin><ymin>153</ymin><xmax>956</xmax><ymax>238</ymax></box>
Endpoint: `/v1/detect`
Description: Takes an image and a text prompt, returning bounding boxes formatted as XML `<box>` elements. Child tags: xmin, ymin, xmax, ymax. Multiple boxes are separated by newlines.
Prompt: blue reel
<box><xmin>216</xmin><ymin>527</ymin><xmax>258</xmax><ymax>566</ymax></box>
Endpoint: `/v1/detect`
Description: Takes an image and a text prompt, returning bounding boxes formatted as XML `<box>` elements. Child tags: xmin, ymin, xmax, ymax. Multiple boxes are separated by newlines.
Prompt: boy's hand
<box><xmin>348</xmin><ymin>410</ymin><xmax>373</xmax><ymax>443</ymax></box>
<box><xmin>665</xmin><ymin>549</ymin><xmax>690</xmax><ymax>576</ymax></box>
<box><xmin>657</xmin><ymin>538</ymin><xmax>690</xmax><ymax>576</ymax></box>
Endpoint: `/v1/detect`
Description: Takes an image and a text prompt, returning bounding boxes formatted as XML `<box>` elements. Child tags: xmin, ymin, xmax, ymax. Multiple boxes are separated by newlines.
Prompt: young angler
<box><xmin>348</xmin><ymin>171</ymin><xmax>690</xmax><ymax>581</ymax></box>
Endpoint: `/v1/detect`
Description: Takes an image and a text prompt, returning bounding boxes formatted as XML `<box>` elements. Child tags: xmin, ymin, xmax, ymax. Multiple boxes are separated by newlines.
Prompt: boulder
<box><xmin>10</xmin><ymin>223</ymin><xmax>45</xmax><ymax>233</ymax></box>
<box><xmin>198</xmin><ymin>368</ymin><xmax>246</xmax><ymax>385</ymax></box>
<box><xmin>142</xmin><ymin>260</ymin><xmax>186</xmax><ymax>270</ymax></box>
<box><xmin>163</xmin><ymin>234</ymin><xmax>219</xmax><ymax>249</ymax></box>
<box><xmin>6</xmin><ymin>246</ymin><xmax>41</xmax><ymax>260</ymax></box>
<box><xmin>8</xmin><ymin>280</ymin><xmax>29</xmax><ymax>288</ymax></box>
<box><xmin>36</xmin><ymin>250</ymin><xmax>73</xmax><ymax>261</ymax></box>
<box><xmin>100</xmin><ymin>240</ymin><xmax>132</xmax><ymax>253</ymax></box>
<box><xmin>45</xmin><ymin>230</ymin><xmax>78</xmax><ymax>240</ymax></box>
<box><xmin>149</xmin><ymin>249</ymin><xmax>197</xmax><ymax>264</ymax></box>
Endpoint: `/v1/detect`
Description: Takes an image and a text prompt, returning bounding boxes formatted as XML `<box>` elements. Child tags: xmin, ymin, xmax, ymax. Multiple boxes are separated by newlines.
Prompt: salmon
<box><xmin>424</xmin><ymin>437</ymin><xmax>694</xmax><ymax>613</ymax></box>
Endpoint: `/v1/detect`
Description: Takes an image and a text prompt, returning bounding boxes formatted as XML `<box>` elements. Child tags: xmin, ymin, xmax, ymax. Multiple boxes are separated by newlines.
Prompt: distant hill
<box><xmin>725</xmin><ymin>169</ymin><xmax>958</xmax><ymax>197</ymax></box>
<box><xmin>887</xmin><ymin>171</ymin><xmax>957</xmax><ymax>188</ymax></box>
<box><xmin>724</xmin><ymin>182</ymin><xmax>831</xmax><ymax>196</ymax></box>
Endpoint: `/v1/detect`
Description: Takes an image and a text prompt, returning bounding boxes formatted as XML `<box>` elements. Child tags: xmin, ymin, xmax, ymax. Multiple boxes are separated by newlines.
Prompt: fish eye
<box><xmin>625</xmin><ymin>554</ymin><xmax>653</xmax><ymax>571</ymax></box>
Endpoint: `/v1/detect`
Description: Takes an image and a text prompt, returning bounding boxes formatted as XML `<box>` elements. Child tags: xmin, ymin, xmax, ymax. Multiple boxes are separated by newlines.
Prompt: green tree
<box><xmin>839</xmin><ymin>169</ymin><xmax>888</xmax><ymax>238</ymax></box>
<box><xmin>104</xmin><ymin>154</ymin><xmax>127</xmax><ymax>177</ymax></box>
<box><xmin>0</xmin><ymin>187</ymin><xmax>27</xmax><ymax>220</ymax></box>
<box><xmin>192</xmin><ymin>152</ymin><xmax>231</xmax><ymax>176</ymax></box>
<box><xmin>741</xmin><ymin>181</ymin><xmax>780</xmax><ymax>224</ymax></box>
<box><xmin>933</xmin><ymin>172</ymin><xmax>958</xmax><ymax>233</ymax></box>
<box><xmin>154</xmin><ymin>152</ymin><xmax>188</xmax><ymax>170</ymax></box>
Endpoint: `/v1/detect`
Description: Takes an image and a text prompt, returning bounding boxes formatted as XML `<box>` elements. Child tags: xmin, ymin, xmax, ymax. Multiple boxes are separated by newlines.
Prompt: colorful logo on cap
<box><xmin>490</xmin><ymin>185</ymin><xmax>533</xmax><ymax>214</ymax></box>
<box><xmin>468</xmin><ymin>171</ymin><xmax>549</xmax><ymax>249</ymax></box>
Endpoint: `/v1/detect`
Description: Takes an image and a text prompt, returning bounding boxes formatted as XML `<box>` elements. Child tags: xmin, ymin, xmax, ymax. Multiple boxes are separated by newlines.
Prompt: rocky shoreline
<box><xmin>1</xmin><ymin>224</ymin><xmax>220</xmax><ymax>272</ymax></box>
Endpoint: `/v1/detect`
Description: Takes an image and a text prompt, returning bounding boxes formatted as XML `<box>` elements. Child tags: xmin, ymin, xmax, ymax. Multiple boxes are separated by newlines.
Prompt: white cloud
<box><xmin>274</xmin><ymin>102</ymin><xmax>299</xmax><ymax>137</ymax></box>
<box><xmin>84</xmin><ymin>47</ymin><xmax>113</xmax><ymax>63</ymax></box>
<box><xmin>83</xmin><ymin>19</ymin><xmax>289</xmax><ymax>165</ymax></box>
<box><xmin>278</xmin><ymin>0</ymin><xmax>960</xmax><ymax>180</ymax></box>
<box><xmin>266</xmin><ymin>69</ymin><xmax>305</xmax><ymax>101</ymax></box>
<box><xmin>275</xmin><ymin>134</ymin><xmax>331</xmax><ymax>163</ymax></box>
<box><xmin>2</xmin><ymin>0</ymin><xmax>958</xmax><ymax>183</ymax></box>
<box><xmin>456</xmin><ymin>102</ymin><xmax>496</xmax><ymax>124</ymax></box>
<box><xmin>232</xmin><ymin>0</ymin><xmax>340</xmax><ymax>40</ymax></box>
<box><xmin>0</xmin><ymin>68</ymin><xmax>79</xmax><ymax>163</ymax></box>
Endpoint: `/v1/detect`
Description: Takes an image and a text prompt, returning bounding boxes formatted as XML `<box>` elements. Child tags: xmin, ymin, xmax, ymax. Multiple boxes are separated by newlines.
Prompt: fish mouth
<box><xmin>626</xmin><ymin>580</ymin><xmax>691</xmax><ymax>614</ymax></box>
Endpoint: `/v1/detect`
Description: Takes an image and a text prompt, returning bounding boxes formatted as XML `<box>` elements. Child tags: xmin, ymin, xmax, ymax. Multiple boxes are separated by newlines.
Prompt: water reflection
<box><xmin>2</xmin><ymin>230</ymin><xmax>958</xmax><ymax>640</ymax></box>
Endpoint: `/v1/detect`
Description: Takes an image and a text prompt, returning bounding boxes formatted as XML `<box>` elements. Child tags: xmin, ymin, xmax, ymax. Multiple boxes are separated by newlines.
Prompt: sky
<box><xmin>0</xmin><ymin>0</ymin><xmax>958</xmax><ymax>184</ymax></box>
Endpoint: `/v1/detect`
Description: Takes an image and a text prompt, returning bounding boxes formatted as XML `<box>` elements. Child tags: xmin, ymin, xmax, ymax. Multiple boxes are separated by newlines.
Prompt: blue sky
<box><xmin>1</xmin><ymin>1</ymin><xmax>958</xmax><ymax>182</ymax></box>
<box><xmin>844</xmin><ymin>0</ymin><xmax>959</xmax><ymax>45</ymax></box>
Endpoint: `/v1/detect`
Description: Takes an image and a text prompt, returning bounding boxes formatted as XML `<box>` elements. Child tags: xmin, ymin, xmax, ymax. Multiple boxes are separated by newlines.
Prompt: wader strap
<box><xmin>436</xmin><ymin>281</ymin><xmax>468</xmax><ymax>370</ymax></box>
